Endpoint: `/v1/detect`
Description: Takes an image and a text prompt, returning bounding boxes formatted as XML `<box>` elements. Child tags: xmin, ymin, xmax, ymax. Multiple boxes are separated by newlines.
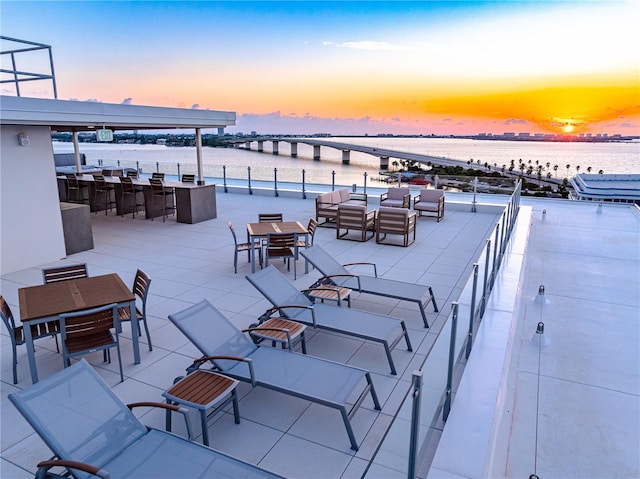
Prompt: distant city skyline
<box><xmin>2</xmin><ymin>1</ymin><xmax>639</xmax><ymax>136</ymax></box>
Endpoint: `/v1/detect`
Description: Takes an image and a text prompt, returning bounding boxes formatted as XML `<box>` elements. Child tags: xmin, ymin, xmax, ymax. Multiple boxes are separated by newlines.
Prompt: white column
<box><xmin>195</xmin><ymin>128</ymin><xmax>203</xmax><ymax>184</ymax></box>
<box><xmin>73</xmin><ymin>131</ymin><xmax>81</xmax><ymax>173</ymax></box>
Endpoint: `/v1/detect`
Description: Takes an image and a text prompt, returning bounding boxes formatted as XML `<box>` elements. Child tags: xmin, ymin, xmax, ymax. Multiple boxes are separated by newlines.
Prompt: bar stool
<box><xmin>93</xmin><ymin>175</ymin><xmax>116</xmax><ymax>215</ymax></box>
<box><xmin>149</xmin><ymin>178</ymin><xmax>175</xmax><ymax>222</ymax></box>
<box><xmin>120</xmin><ymin>176</ymin><xmax>144</xmax><ymax>218</ymax></box>
<box><xmin>65</xmin><ymin>173</ymin><xmax>89</xmax><ymax>204</ymax></box>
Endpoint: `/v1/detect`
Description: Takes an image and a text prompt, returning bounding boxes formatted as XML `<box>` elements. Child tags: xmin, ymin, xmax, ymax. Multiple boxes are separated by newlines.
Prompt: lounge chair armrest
<box><xmin>189</xmin><ymin>355</ymin><xmax>257</xmax><ymax>387</ymax></box>
<box><xmin>36</xmin><ymin>459</ymin><xmax>110</xmax><ymax>479</ymax></box>
<box><xmin>127</xmin><ymin>401</ymin><xmax>182</xmax><ymax>413</ymax></box>
<box><xmin>343</xmin><ymin>262</ymin><xmax>378</xmax><ymax>277</ymax></box>
<box><xmin>243</xmin><ymin>326</ymin><xmax>292</xmax><ymax>348</ymax></box>
<box><xmin>380</xmin><ymin>192</ymin><xmax>388</xmax><ymax>201</ymax></box>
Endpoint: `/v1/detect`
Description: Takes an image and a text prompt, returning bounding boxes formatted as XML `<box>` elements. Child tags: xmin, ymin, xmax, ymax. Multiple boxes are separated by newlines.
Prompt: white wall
<box><xmin>0</xmin><ymin>125</ymin><xmax>67</xmax><ymax>274</ymax></box>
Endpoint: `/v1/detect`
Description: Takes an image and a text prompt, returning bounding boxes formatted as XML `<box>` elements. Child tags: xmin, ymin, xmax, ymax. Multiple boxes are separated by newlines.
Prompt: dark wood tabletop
<box><xmin>19</xmin><ymin>273</ymin><xmax>134</xmax><ymax>322</ymax></box>
<box><xmin>246</xmin><ymin>221</ymin><xmax>307</xmax><ymax>237</ymax></box>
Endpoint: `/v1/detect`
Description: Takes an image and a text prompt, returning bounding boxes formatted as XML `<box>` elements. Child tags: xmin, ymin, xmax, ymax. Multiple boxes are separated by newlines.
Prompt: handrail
<box><xmin>0</xmin><ymin>36</ymin><xmax>58</xmax><ymax>98</ymax></box>
<box><xmin>363</xmin><ymin>181</ymin><xmax>521</xmax><ymax>479</ymax></box>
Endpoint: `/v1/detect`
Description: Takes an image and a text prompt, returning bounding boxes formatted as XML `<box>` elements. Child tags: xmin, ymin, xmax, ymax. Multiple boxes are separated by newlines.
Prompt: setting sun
<box><xmin>563</xmin><ymin>124</ymin><xmax>575</xmax><ymax>133</ymax></box>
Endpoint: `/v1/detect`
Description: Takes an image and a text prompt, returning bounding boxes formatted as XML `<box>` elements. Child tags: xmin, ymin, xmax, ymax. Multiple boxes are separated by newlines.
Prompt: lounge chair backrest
<box><xmin>8</xmin><ymin>359</ymin><xmax>147</xmax><ymax>479</ymax></box>
<box><xmin>298</xmin><ymin>246</ymin><xmax>356</xmax><ymax>288</ymax></box>
<box><xmin>420</xmin><ymin>189</ymin><xmax>444</xmax><ymax>201</ymax></box>
<box><xmin>330</xmin><ymin>190</ymin><xmax>342</xmax><ymax>204</ymax></box>
<box><xmin>246</xmin><ymin>266</ymin><xmax>314</xmax><ymax>319</ymax></box>
<box><xmin>168</xmin><ymin>300</ymin><xmax>257</xmax><ymax>371</ymax></box>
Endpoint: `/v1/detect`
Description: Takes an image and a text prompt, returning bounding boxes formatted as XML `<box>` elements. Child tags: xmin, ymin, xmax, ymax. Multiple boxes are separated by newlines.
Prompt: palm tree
<box><xmin>566</xmin><ymin>164</ymin><xmax>571</xmax><ymax>177</ymax></box>
<box><xmin>598</xmin><ymin>169</ymin><xmax>604</xmax><ymax>174</ymax></box>
<box><xmin>553</xmin><ymin>165</ymin><xmax>559</xmax><ymax>178</ymax></box>
<box><xmin>587</xmin><ymin>166</ymin><xmax>592</xmax><ymax>174</ymax></box>
<box><xmin>576</xmin><ymin>165</ymin><xmax>581</xmax><ymax>175</ymax></box>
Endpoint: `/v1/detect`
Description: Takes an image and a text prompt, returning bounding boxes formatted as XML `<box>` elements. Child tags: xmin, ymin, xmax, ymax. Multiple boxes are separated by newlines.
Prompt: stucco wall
<box><xmin>0</xmin><ymin>125</ymin><xmax>67</xmax><ymax>274</ymax></box>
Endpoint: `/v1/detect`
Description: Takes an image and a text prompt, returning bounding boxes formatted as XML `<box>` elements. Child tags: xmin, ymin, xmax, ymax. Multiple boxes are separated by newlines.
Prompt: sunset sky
<box><xmin>2</xmin><ymin>1</ymin><xmax>639</xmax><ymax>136</ymax></box>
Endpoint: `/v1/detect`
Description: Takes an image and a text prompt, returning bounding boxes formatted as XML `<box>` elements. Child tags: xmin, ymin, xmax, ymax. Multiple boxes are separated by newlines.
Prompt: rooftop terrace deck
<box><xmin>1</xmin><ymin>189</ymin><xmax>638</xmax><ymax>478</ymax></box>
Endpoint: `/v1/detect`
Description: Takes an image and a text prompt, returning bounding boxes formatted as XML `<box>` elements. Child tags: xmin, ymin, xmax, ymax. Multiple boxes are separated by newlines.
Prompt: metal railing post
<box><xmin>156</xmin><ymin>161</ymin><xmax>159</xmax><ymax>173</ymax></box>
<box><xmin>136</xmin><ymin>161</ymin><xmax>140</xmax><ymax>174</ymax></box>
<box><xmin>471</xmin><ymin>177</ymin><xmax>478</xmax><ymax>212</ymax></box>
<box><xmin>222</xmin><ymin>165</ymin><xmax>228</xmax><ymax>193</ymax></box>
<box><xmin>363</xmin><ymin>172</ymin><xmax>368</xmax><ymax>194</ymax></box>
<box><xmin>177</xmin><ymin>163</ymin><xmax>181</xmax><ymax>181</ymax></box>
<box><xmin>274</xmin><ymin>168</ymin><xmax>279</xmax><ymax>197</ymax></box>
<box><xmin>481</xmin><ymin>240</ymin><xmax>491</xmax><ymax>317</ymax></box>
<box><xmin>331</xmin><ymin>171</ymin><xmax>335</xmax><ymax>191</ymax></box>
<box><xmin>247</xmin><ymin>166</ymin><xmax>252</xmax><ymax>195</ymax></box>
<box><xmin>466</xmin><ymin>264</ymin><xmax>479</xmax><ymax>359</ymax></box>
<box><xmin>302</xmin><ymin>169</ymin><xmax>306</xmax><ymax>199</ymax></box>
<box><xmin>443</xmin><ymin>302</ymin><xmax>459</xmax><ymax>421</ymax></box>
<box><xmin>408</xmin><ymin>371</ymin><xmax>423</xmax><ymax>479</ymax></box>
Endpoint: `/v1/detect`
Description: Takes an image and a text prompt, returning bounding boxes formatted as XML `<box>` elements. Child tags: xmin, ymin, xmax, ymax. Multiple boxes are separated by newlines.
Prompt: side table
<box><xmin>307</xmin><ymin>285</ymin><xmax>352</xmax><ymax>307</ymax></box>
<box><xmin>163</xmin><ymin>370</ymin><xmax>240</xmax><ymax>446</ymax></box>
<box><xmin>246</xmin><ymin>317</ymin><xmax>307</xmax><ymax>354</ymax></box>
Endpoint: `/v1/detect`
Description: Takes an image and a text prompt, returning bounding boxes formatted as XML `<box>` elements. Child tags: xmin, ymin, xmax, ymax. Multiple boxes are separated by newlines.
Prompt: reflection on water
<box><xmin>54</xmin><ymin>137</ymin><xmax>638</xmax><ymax>189</ymax></box>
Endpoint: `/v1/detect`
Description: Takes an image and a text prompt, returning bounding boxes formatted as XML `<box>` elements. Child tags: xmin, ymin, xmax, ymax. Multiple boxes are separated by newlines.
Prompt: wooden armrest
<box><xmin>127</xmin><ymin>401</ymin><xmax>181</xmax><ymax>413</ymax></box>
<box><xmin>264</xmin><ymin>304</ymin><xmax>316</xmax><ymax>327</ymax></box>
<box><xmin>36</xmin><ymin>460</ymin><xmax>110</xmax><ymax>479</ymax></box>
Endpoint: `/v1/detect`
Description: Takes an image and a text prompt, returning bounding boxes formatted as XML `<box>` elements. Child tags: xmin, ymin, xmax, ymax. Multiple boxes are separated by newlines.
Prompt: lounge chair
<box><xmin>168</xmin><ymin>299</ymin><xmax>380</xmax><ymax>451</ymax></box>
<box><xmin>246</xmin><ymin>265</ymin><xmax>412</xmax><ymax>375</ymax></box>
<box><xmin>8</xmin><ymin>359</ymin><xmax>282</xmax><ymax>479</ymax></box>
<box><xmin>299</xmin><ymin>245</ymin><xmax>439</xmax><ymax>328</ymax></box>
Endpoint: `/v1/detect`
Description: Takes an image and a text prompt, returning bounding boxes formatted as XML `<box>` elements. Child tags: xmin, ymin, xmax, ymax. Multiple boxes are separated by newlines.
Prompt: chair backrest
<box><xmin>149</xmin><ymin>178</ymin><xmax>164</xmax><ymax>193</ymax></box>
<box><xmin>337</xmin><ymin>204</ymin><xmax>369</xmax><ymax>229</ymax></box>
<box><xmin>298</xmin><ymin>246</ymin><xmax>352</xmax><ymax>288</ymax></box>
<box><xmin>66</xmin><ymin>173</ymin><xmax>79</xmax><ymax>188</ymax></box>
<box><xmin>387</xmin><ymin>187</ymin><xmax>410</xmax><ymax>200</ymax></box>
<box><xmin>120</xmin><ymin>175</ymin><xmax>135</xmax><ymax>192</ymax></box>
<box><xmin>8</xmin><ymin>359</ymin><xmax>147</xmax><ymax>479</ymax></box>
<box><xmin>93</xmin><ymin>174</ymin><xmax>106</xmax><ymax>188</ymax></box>
<box><xmin>151</xmin><ymin>172</ymin><xmax>165</xmax><ymax>180</ymax></box>
<box><xmin>101</xmin><ymin>169</ymin><xmax>112</xmax><ymax>177</ymax></box>
<box><xmin>168</xmin><ymin>300</ymin><xmax>257</xmax><ymax>372</ymax></box>
<box><xmin>307</xmin><ymin>218</ymin><xmax>318</xmax><ymax>243</ymax></box>
<box><xmin>60</xmin><ymin>303</ymin><xmax>119</xmax><ymax>342</ymax></box>
<box><xmin>258</xmin><ymin>213</ymin><xmax>283</xmax><ymax>223</ymax></box>
<box><xmin>0</xmin><ymin>295</ymin><xmax>16</xmax><ymax>337</ymax></box>
<box><xmin>126</xmin><ymin>170</ymin><xmax>139</xmax><ymax>179</ymax></box>
<box><xmin>266</xmin><ymin>232</ymin><xmax>295</xmax><ymax>255</ymax></box>
<box><xmin>181</xmin><ymin>174</ymin><xmax>195</xmax><ymax>183</ymax></box>
<box><xmin>42</xmin><ymin>264</ymin><xmax>89</xmax><ymax>284</ymax></box>
<box><xmin>133</xmin><ymin>269</ymin><xmax>151</xmax><ymax>313</ymax></box>
<box><xmin>228</xmin><ymin>221</ymin><xmax>240</xmax><ymax>247</ymax></box>
<box><xmin>419</xmin><ymin>189</ymin><xmax>444</xmax><ymax>201</ymax></box>
<box><xmin>246</xmin><ymin>265</ymin><xmax>313</xmax><ymax>317</ymax></box>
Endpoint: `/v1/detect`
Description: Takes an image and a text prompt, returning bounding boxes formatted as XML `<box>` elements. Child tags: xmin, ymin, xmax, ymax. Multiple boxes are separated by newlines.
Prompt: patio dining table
<box><xmin>246</xmin><ymin>221</ymin><xmax>309</xmax><ymax>274</ymax></box>
<box><xmin>18</xmin><ymin>273</ymin><xmax>137</xmax><ymax>383</ymax></box>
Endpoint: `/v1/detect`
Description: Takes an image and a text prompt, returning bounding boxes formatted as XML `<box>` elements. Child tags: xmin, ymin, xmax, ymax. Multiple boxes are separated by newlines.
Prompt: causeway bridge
<box><xmin>226</xmin><ymin>137</ymin><xmax>469</xmax><ymax>170</ymax></box>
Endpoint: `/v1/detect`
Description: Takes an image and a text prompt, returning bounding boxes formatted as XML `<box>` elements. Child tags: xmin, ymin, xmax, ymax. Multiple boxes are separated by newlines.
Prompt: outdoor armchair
<box><xmin>376</xmin><ymin>206</ymin><xmax>417</xmax><ymax>247</ymax></box>
<box><xmin>413</xmin><ymin>188</ymin><xmax>445</xmax><ymax>221</ymax></box>
<box><xmin>379</xmin><ymin>187</ymin><xmax>411</xmax><ymax>208</ymax></box>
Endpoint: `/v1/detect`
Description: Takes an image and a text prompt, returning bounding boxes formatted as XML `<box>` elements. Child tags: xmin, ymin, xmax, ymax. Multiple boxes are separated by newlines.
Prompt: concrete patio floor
<box><xmin>1</xmin><ymin>189</ymin><xmax>638</xmax><ymax>478</ymax></box>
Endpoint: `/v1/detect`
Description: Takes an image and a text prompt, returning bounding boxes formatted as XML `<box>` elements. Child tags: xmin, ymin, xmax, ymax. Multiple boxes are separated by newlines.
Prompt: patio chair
<box><xmin>1</xmin><ymin>295</ymin><xmax>59</xmax><ymax>384</ymax></box>
<box><xmin>375</xmin><ymin>206</ymin><xmax>417</xmax><ymax>247</ymax></box>
<box><xmin>168</xmin><ymin>299</ymin><xmax>381</xmax><ymax>451</ymax></box>
<box><xmin>299</xmin><ymin>245</ymin><xmax>439</xmax><ymax>328</ymax></box>
<box><xmin>228</xmin><ymin>221</ymin><xmax>262</xmax><ymax>273</ymax></box>
<box><xmin>264</xmin><ymin>232</ymin><xmax>297</xmax><ymax>279</ymax></box>
<box><xmin>8</xmin><ymin>359</ymin><xmax>282</xmax><ymax>479</ymax></box>
<box><xmin>117</xmin><ymin>269</ymin><xmax>153</xmax><ymax>351</ymax></box>
<box><xmin>42</xmin><ymin>263</ymin><xmax>88</xmax><ymax>284</ymax></box>
<box><xmin>60</xmin><ymin>303</ymin><xmax>124</xmax><ymax>382</ymax></box>
<box><xmin>413</xmin><ymin>188</ymin><xmax>445</xmax><ymax>221</ymax></box>
<box><xmin>246</xmin><ymin>265</ymin><xmax>412</xmax><ymax>375</ymax></box>
<box><xmin>149</xmin><ymin>178</ymin><xmax>176</xmax><ymax>222</ymax></box>
<box><xmin>379</xmin><ymin>187</ymin><xmax>411</xmax><ymax>208</ymax></box>
<box><xmin>336</xmin><ymin>204</ymin><xmax>376</xmax><ymax>242</ymax></box>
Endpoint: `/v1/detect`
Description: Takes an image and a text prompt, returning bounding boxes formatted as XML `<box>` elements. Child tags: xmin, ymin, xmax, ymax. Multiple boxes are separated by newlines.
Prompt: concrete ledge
<box><xmin>427</xmin><ymin>206</ymin><xmax>532</xmax><ymax>479</ymax></box>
